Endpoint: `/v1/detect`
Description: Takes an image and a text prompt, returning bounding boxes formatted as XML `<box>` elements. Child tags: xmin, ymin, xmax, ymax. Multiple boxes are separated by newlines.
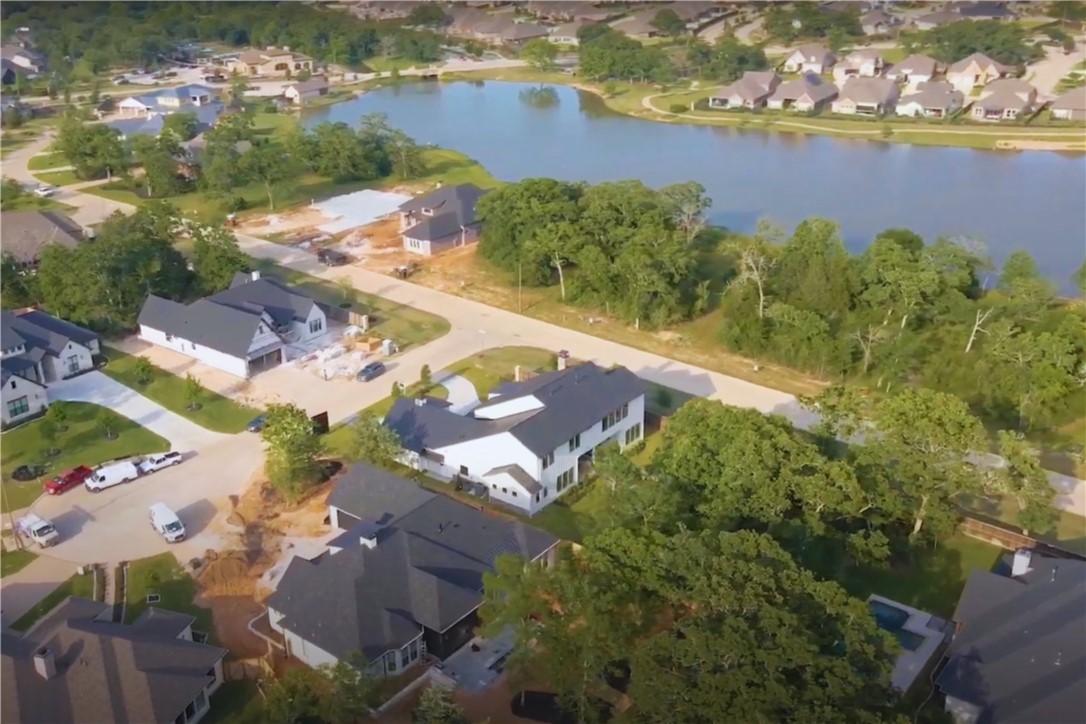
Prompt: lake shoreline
<box><xmin>435</xmin><ymin>67</ymin><xmax>1086</xmax><ymax>153</ymax></box>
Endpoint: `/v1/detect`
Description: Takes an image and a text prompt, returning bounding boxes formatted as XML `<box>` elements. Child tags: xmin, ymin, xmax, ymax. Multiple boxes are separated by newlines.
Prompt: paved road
<box><xmin>49</xmin><ymin>372</ymin><xmax>227</xmax><ymax>451</ymax></box>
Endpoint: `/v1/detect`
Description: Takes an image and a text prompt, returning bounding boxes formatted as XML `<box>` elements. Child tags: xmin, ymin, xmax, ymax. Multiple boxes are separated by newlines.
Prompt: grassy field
<box><xmin>0</xmin><ymin>548</ymin><xmax>37</xmax><ymax>578</ymax></box>
<box><xmin>101</xmin><ymin>347</ymin><xmax>258</xmax><ymax>433</ymax></box>
<box><xmin>252</xmin><ymin>259</ymin><xmax>451</xmax><ymax>351</ymax></box>
<box><xmin>32</xmin><ymin>169</ymin><xmax>81</xmax><ymax>186</ymax></box>
<box><xmin>26</xmin><ymin>150</ymin><xmax>69</xmax><ymax>171</ymax></box>
<box><xmin>124</xmin><ymin>553</ymin><xmax>214</xmax><ymax>638</ymax></box>
<box><xmin>10</xmin><ymin>569</ymin><xmax>96</xmax><ymax>631</ymax></box>
<box><xmin>204</xmin><ymin>680</ymin><xmax>265</xmax><ymax>724</ymax></box>
<box><xmin>0</xmin><ymin>193</ymin><xmax>77</xmax><ymax>213</ymax></box>
<box><xmin>0</xmin><ymin>401</ymin><xmax>169</xmax><ymax>512</ymax></box>
<box><xmin>443</xmin><ymin>346</ymin><xmax>559</xmax><ymax>398</ymax></box>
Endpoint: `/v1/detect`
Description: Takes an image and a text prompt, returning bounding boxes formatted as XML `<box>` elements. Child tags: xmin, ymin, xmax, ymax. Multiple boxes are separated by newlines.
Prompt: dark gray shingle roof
<box><xmin>267</xmin><ymin>465</ymin><xmax>557</xmax><ymax>661</ymax></box>
<box><xmin>384</xmin><ymin>396</ymin><xmax>533</xmax><ymax>452</ymax></box>
<box><xmin>138</xmin><ymin>295</ymin><xmax>262</xmax><ymax>358</ymax></box>
<box><xmin>1</xmin><ymin>309</ymin><xmax>98</xmax><ymax>357</ymax></box>
<box><xmin>1</xmin><ymin>597</ymin><xmax>226</xmax><ymax>724</ymax></box>
<box><xmin>0</xmin><ymin>211</ymin><xmax>85</xmax><ymax>264</ymax></box>
<box><xmin>213</xmin><ymin>274</ymin><xmax>315</xmax><ymax>327</ymax></box>
<box><xmin>399</xmin><ymin>184</ymin><xmax>488</xmax><ymax>242</ymax></box>
<box><xmin>936</xmin><ymin>554</ymin><xmax>1086</xmax><ymax>723</ymax></box>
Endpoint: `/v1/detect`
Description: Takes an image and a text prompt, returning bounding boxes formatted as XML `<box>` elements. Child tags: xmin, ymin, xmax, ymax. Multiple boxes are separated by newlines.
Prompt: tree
<box><xmin>56</xmin><ymin>116</ymin><xmax>127</xmax><ymax>180</ymax></box>
<box><xmin>240</xmin><ymin>142</ymin><xmax>298</xmax><ymax>211</ymax></box>
<box><xmin>1</xmin><ymin>253</ymin><xmax>40</xmax><ymax>308</ymax></box>
<box><xmin>651</xmin><ymin>8</ymin><xmax>686</xmax><ymax>37</ymax></box>
<box><xmin>413</xmin><ymin>686</ymin><xmax>468</xmax><ymax>724</ymax></box>
<box><xmin>229</xmin><ymin>73</ymin><xmax>249</xmax><ymax>110</ymax></box>
<box><xmin>528</xmin><ymin>221</ymin><xmax>580</xmax><ymax>301</ymax></box>
<box><xmin>997</xmin><ymin>250</ymin><xmax>1054</xmax><ymax>321</ymax></box>
<box><xmin>519</xmin><ymin>38</ymin><xmax>558</xmax><ymax>73</ymax></box>
<box><xmin>309</xmin><ymin>122</ymin><xmax>383</xmax><ymax>182</ymax></box>
<box><xmin>660</xmin><ymin>181</ymin><xmax>711</xmax><ymax>244</ymax></box>
<box><xmin>260</xmin><ymin>403</ymin><xmax>324</xmax><ymax>502</ymax></box>
<box><xmin>46</xmin><ymin>402</ymin><xmax>69</xmax><ymax>431</ymax></box>
<box><xmin>348</xmin><ymin>412</ymin><xmax>403</xmax><ymax>468</ymax></box>
<box><xmin>336</xmin><ymin>276</ymin><xmax>355</xmax><ymax>306</ymax></box>
<box><xmin>191</xmin><ymin>225</ymin><xmax>250</xmax><ymax>294</ymax></box>
<box><xmin>915</xmin><ymin>19</ymin><xmax>1042</xmax><ymax>66</ymax></box>
<box><xmin>987</xmin><ymin>431</ymin><xmax>1057</xmax><ymax>533</ymax></box>
<box><xmin>386</xmin><ymin>128</ymin><xmax>424</xmax><ymax>180</ymax></box>
<box><xmin>729</xmin><ymin>220</ymin><xmax>781</xmax><ymax>319</ymax></box>
<box><xmin>419</xmin><ymin>364</ymin><xmax>432</xmax><ymax>389</ymax></box>
<box><xmin>161</xmin><ymin>111</ymin><xmax>199</xmax><ymax>142</ymax></box>
<box><xmin>320</xmin><ymin>654</ymin><xmax>380</xmax><ymax>723</ymax></box>
<box><xmin>39</xmin><ymin>418</ymin><xmax>60</xmax><ymax>456</ymax></box>
<box><xmin>184</xmin><ymin>373</ymin><xmax>204</xmax><ymax>411</ymax></box>
<box><xmin>97</xmin><ymin>408</ymin><xmax>120</xmax><ymax>439</ymax></box>
<box><xmin>265</xmin><ymin>667</ymin><xmax>325</xmax><ymax>724</ymax></box>
<box><xmin>133</xmin><ymin>357</ymin><xmax>155</xmax><ymax>385</ymax></box>
<box><xmin>407</xmin><ymin>3</ymin><xmax>447</xmax><ymax>27</ymax></box>
<box><xmin>1</xmin><ymin>177</ymin><xmax>26</xmax><ymax>209</ymax></box>
<box><xmin>859</xmin><ymin>236</ymin><xmax>941</xmax><ymax>330</ymax></box>
<box><xmin>132</xmin><ymin>134</ymin><xmax>189</xmax><ymax>198</ymax></box>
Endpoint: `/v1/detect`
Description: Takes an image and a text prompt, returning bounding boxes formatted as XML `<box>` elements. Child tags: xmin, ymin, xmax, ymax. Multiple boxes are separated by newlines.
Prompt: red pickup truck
<box><xmin>43</xmin><ymin>466</ymin><xmax>93</xmax><ymax>495</ymax></box>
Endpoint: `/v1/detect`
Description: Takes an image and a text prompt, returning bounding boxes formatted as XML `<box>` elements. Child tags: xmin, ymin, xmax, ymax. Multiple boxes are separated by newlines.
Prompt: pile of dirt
<box><xmin>198</xmin><ymin>550</ymin><xmax>254</xmax><ymax>597</ymax></box>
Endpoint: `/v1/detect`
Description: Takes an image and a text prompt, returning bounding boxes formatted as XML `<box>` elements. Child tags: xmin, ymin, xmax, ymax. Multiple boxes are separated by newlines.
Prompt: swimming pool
<box><xmin>895</xmin><ymin>630</ymin><xmax>926</xmax><ymax>652</ymax></box>
<box><xmin>869</xmin><ymin>600</ymin><xmax>925</xmax><ymax>652</ymax></box>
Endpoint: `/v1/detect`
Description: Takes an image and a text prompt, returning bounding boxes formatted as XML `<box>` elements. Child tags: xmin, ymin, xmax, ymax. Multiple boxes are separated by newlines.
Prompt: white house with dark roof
<box><xmin>398</xmin><ymin>183</ymin><xmax>489</xmax><ymax>256</ymax></box>
<box><xmin>1</xmin><ymin>309</ymin><xmax>99</xmax><ymax>426</ymax></box>
<box><xmin>284</xmin><ymin>75</ymin><xmax>329</xmax><ymax>105</ymax></box>
<box><xmin>384</xmin><ymin>362</ymin><xmax>646</xmax><ymax>514</ymax></box>
<box><xmin>110</xmin><ymin>84</ymin><xmax>224</xmax><ymax>139</ymax></box>
<box><xmin>267</xmin><ymin>463</ymin><xmax>558</xmax><ymax>674</ymax></box>
<box><xmin>1</xmin><ymin>597</ymin><xmax>226</xmax><ymax>724</ymax></box>
<box><xmin>136</xmin><ymin>271</ymin><xmax>326</xmax><ymax>378</ymax></box>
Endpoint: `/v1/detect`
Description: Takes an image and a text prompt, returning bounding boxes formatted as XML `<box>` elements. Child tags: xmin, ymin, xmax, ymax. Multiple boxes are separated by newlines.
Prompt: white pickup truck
<box><xmin>18</xmin><ymin>514</ymin><xmax>60</xmax><ymax>548</ymax></box>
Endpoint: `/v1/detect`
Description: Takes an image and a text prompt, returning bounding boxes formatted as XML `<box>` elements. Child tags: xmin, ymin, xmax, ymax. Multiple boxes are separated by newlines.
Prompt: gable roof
<box><xmin>503</xmin><ymin>22</ymin><xmax>549</xmax><ymax>41</ymax></box>
<box><xmin>915</xmin><ymin>9</ymin><xmax>964</xmax><ymax>27</ymax></box>
<box><xmin>771</xmin><ymin>74</ymin><xmax>839</xmax><ymax>103</ymax></box>
<box><xmin>212</xmin><ymin>273</ymin><xmax>316</xmax><ymax>327</ymax></box>
<box><xmin>399</xmin><ymin>184</ymin><xmax>488</xmax><ymax>242</ymax></box>
<box><xmin>1052</xmin><ymin>86</ymin><xmax>1086</xmax><ymax>112</ymax></box>
<box><xmin>0</xmin><ymin>211</ymin><xmax>85</xmax><ymax>264</ymax></box>
<box><xmin>138</xmin><ymin>295</ymin><xmax>262</xmax><ymax>358</ymax></box>
<box><xmin>788</xmin><ymin>43</ymin><xmax>834</xmax><ymax>66</ymax></box>
<box><xmin>836</xmin><ymin>76</ymin><xmax>899</xmax><ymax>105</ymax></box>
<box><xmin>948</xmin><ymin>52</ymin><xmax>1014</xmax><ymax>75</ymax></box>
<box><xmin>267</xmin><ymin>464</ymin><xmax>557</xmax><ymax>662</ymax></box>
<box><xmin>1</xmin><ymin>597</ymin><xmax>226</xmax><ymax>724</ymax></box>
<box><xmin>288</xmin><ymin>75</ymin><xmax>329</xmax><ymax>95</ymax></box>
<box><xmin>384</xmin><ymin>396</ymin><xmax>533</xmax><ymax>452</ymax></box>
<box><xmin>891</xmin><ymin>54</ymin><xmax>938</xmax><ymax>78</ymax></box>
<box><xmin>898</xmin><ymin>81</ymin><xmax>963</xmax><ymax>110</ymax></box>
<box><xmin>936</xmin><ymin>554</ymin><xmax>1086</xmax><ymax>723</ymax></box>
<box><xmin>958</xmin><ymin>1</ymin><xmax>1013</xmax><ymax>19</ymax></box>
<box><xmin>715</xmin><ymin>71</ymin><xmax>780</xmax><ymax>102</ymax></box>
<box><xmin>0</xmin><ymin>309</ymin><xmax>97</xmax><ymax>357</ymax></box>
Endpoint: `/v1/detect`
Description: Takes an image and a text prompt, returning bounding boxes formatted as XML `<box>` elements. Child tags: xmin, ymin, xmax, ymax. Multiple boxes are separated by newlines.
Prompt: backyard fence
<box><xmin>319</xmin><ymin>303</ymin><xmax>371</xmax><ymax>328</ymax></box>
<box><xmin>224</xmin><ymin>655</ymin><xmax>274</xmax><ymax>682</ymax></box>
<box><xmin>960</xmin><ymin>515</ymin><xmax>1086</xmax><ymax>561</ymax></box>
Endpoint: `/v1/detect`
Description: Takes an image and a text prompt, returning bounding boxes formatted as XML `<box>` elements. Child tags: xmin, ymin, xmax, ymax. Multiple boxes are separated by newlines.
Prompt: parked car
<box><xmin>149</xmin><ymin>503</ymin><xmax>186</xmax><ymax>543</ymax></box>
<box><xmin>138</xmin><ymin>452</ymin><xmax>183</xmax><ymax>474</ymax></box>
<box><xmin>44</xmin><ymin>465</ymin><xmax>94</xmax><ymax>495</ymax></box>
<box><xmin>247</xmin><ymin>414</ymin><xmax>267</xmax><ymax>433</ymax></box>
<box><xmin>111</xmin><ymin>75</ymin><xmax>127</xmax><ymax>85</ymax></box>
<box><xmin>357</xmin><ymin>361</ymin><xmax>387</xmax><ymax>382</ymax></box>
<box><xmin>17</xmin><ymin>514</ymin><xmax>59</xmax><ymax>548</ymax></box>
<box><xmin>317</xmin><ymin>248</ymin><xmax>349</xmax><ymax>266</ymax></box>
<box><xmin>85</xmin><ymin>460</ymin><xmax>140</xmax><ymax>492</ymax></box>
<box><xmin>33</xmin><ymin>185</ymin><xmax>54</xmax><ymax>198</ymax></box>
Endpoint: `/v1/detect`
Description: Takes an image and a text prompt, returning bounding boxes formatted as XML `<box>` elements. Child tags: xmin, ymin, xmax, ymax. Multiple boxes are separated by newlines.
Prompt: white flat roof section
<box><xmin>313</xmin><ymin>190</ymin><xmax>411</xmax><ymax>234</ymax></box>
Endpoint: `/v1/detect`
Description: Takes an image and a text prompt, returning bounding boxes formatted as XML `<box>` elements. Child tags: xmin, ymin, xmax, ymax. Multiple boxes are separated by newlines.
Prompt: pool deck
<box><xmin>868</xmin><ymin>594</ymin><xmax>952</xmax><ymax>692</ymax></box>
<box><xmin>432</xmin><ymin>626</ymin><xmax>516</xmax><ymax>693</ymax></box>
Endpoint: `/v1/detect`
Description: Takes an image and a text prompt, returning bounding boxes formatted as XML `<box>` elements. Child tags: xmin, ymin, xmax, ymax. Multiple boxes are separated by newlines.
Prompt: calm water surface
<box><xmin>306</xmin><ymin>81</ymin><xmax>1086</xmax><ymax>291</ymax></box>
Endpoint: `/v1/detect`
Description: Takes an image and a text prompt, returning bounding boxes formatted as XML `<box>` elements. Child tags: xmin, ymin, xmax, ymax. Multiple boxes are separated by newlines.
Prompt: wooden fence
<box><xmin>224</xmin><ymin>655</ymin><xmax>274</xmax><ymax>682</ymax></box>
<box><xmin>960</xmin><ymin>515</ymin><xmax>1086</xmax><ymax>561</ymax></box>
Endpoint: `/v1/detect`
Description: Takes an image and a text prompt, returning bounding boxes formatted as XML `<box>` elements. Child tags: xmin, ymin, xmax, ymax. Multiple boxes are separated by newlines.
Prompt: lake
<box><xmin>306</xmin><ymin>81</ymin><xmax>1086</xmax><ymax>291</ymax></box>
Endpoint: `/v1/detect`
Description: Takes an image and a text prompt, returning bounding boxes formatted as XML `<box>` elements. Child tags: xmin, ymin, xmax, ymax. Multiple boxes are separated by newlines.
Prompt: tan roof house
<box><xmin>709</xmin><ymin>72</ymin><xmax>782</xmax><ymax>110</ymax></box>
<box><xmin>502</xmin><ymin>22</ymin><xmax>550</xmax><ymax>47</ymax></box>
<box><xmin>782</xmin><ymin>44</ymin><xmax>836</xmax><ymax>75</ymax></box>
<box><xmin>831</xmin><ymin>77</ymin><xmax>900</xmax><ymax>116</ymax></box>
<box><xmin>947</xmin><ymin>52</ymin><xmax>1014</xmax><ymax>93</ymax></box>
<box><xmin>549</xmin><ymin>21</ymin><xmax>589</xmax><ymax>46</ymax></box>
<box><xmin>887</xmin><ymin>54</ymin><xmax>940</xmax><ymax>85</ymax></box>
<box><xmin>861</xmin><ymin>9</ymin><xmax>901</xmax><ymax>35</ymax></box>
<box><xmin>0</xmin><ymin>211</ymin><xmax>87</xmax><ymax>266</ymax></box>
<box><xmin>473</xmin><ymin>16</ymin><xmax>516</xmax><ymax>42</ymax></box>
<box><xmin>1050</xmin><ymin>87</ymin><xmax>1086</xmax><ymax>121</ymax></box>
<box><xmin>229</xmin><ymin>46</ymin><xmax>313</xmax><ymax>77</ymax></box>
<box><xmin>767</xmin><ymin>74</ymin><xmax>838</xmax><ymax>112</ymax></box>
<box><xmin>832</xmin><ymin>49</ymin><xmax>886</xmax><ymax>82</ymax></box>
<box><xmin>284</xmin><ymin>75</ymin><xmax>329</xmax><ymax>105</ymax></box>
<box><xmin>446</xmin><ymin>7</ymin><xmax>489</xmax><ymax>35</ymax></box>
<box><xmin>895</xmin><ymin>81</ymin><xmax>965</xmax><ymax>118</ymax></box>
<box><xmin>913</xmin><ymin>9</ymin><xmax>964</xmax><ymax>30</ymax></box>
<box><xmin>970</xmin><ymin>78</ymin><xmax>1037</xmax><ymax>121</ymax></box>
<box><xmin>613</xmin><ymin>9</ymin><xmax>666</xmax><ymax>41</ymax></box>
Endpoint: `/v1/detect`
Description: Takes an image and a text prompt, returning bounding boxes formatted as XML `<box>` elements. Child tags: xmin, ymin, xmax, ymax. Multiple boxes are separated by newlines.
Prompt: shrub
<box><xmin>669</xmin><ymin>102</ymin><xmax>688</xmax><ymax>114</ymax></box>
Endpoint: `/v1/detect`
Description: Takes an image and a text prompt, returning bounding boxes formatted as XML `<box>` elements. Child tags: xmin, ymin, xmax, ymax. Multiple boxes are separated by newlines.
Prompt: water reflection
<box><xmin>518</xmin><ymin>86</ymin><xmax>560</xmax><ymax>110</ymax></box>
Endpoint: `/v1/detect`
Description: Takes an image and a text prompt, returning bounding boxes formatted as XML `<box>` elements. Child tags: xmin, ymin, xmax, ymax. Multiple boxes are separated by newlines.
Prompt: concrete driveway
<box><xmin>436</xmin><ymin>373</ymin><xmax>481</xmax><ymax>414</ymax></box>
<box><xmin>48</xmin><ymin>372</ymin><xmax>227</xmax><ymax>451</ymax></box>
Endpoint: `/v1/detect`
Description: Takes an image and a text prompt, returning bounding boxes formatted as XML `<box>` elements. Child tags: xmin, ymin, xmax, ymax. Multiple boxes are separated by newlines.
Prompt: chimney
<box><xmin>557</xmin><ymin>350</ymin><xmax>570</xmax><ymax>371</ymax></box>
<box><xmin>33</xmin><ymin>648</ymin><xmax>57</xmax><ymax>680</ymax></box>
<box><xmin>359</xmin><ymin>532</ymin><xmax>377</xmax><ymax>550</ymax></box>
<box><xmin>1011</xmin><ymin>549</ymin><xmax>1032</xmax><ymax>577</ymax></box>
<box><xmin>514</xmin><ymin>365</ymin><xmax>523</xmax><ymax>382</ymax></box>
<box><xmin>250</xmin><ymin>270</ymin><xmax>261</xmax><ymax>281</ymax></box>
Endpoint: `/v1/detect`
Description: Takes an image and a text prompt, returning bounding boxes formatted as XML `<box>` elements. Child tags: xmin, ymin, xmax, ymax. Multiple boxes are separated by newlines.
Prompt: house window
<box><xmin>601</xmin><ymin>403</ymin><xmax>628</xmax><ymax>431</ymax></box>
<box><xmin>512</xmin><ymin>490</ymin><xmax>517</xmax><ymax>497</ymax></box>
<box><xmin>409</xmin><ymin>640</ymin><xmax>419</xmax><ymax>662</ymax></box>
<box><xmin>542</xmin><ymin>452</ymin><xmax>554</xmax><ymax>470</ymax></box>
<box><xmin>535</xmin><ymin>493</ymin><xmax>540</xmax><ymax>502</ymax></box>
<box><xmin>207</xmin><ymin>666</ymin><xmax>217</xmax><ymax>686</ymax></box>
<box><xmin>502</xmin><ymin>487</ymin><xmax>508</xmax><ymax>494</ymax></box>
<box><xmin>194</xmin><ymin>690</ymin><xmax>208</xmax><ymax>713</ymax></box>
<box><xmin>568</xmin><ymin>433</ymin><xmax>580</xmax><ymax>452</ymax></box>
<box><xmin>543</xmin><ymin>486</ymin><xmax>548</xmax><ymax>498</ymax></box>
<box><xmin>401</xmin><ymin>647</ymin><xmax>410</xmax><ymax>668</ymax></box>
<box><xmin>385</xmin><ymin>651</ymin><xmax>398</xmax><ymax>674</ymax></box>
<box><xmin>175</xmin><ymin>714</ymin><xmax>185</xmax><ymax>724</ymax></box>
<box><xmin>309</xmin><ymin>318</ymin><xmax>323</xmax><ymax>334</ymax></box>
<box><xmin>492</xmin><ymin>483</ymin><xmax>497</xmax><ymax>489</ymax></box>
<box><xmin>460</xmin><ymin>465</ymin><xmax>469</xmax><ymax>476</ymax></box>
<box><xmin>556</xmin><ymin>468</ymin><xmax>574</xmax><ymax>493</ymax></box>
<box><xmin>7</xmin><ymin>396</ymin><xmax>29</xmax><ymax>418</ymax></box>
<box><xmin>624</xmin><ymin>423</ymin><xmax>642</xmax><ymax>446</ymax></box>
<box><xmin>185</xmin><ymin>701</ymin><xmax>196</xmax><ymax>719</ymax></box>
<box><xmin>66</xmin><ymin>355</ymin><xmax>80</xmax><ymax>374</ymax></box>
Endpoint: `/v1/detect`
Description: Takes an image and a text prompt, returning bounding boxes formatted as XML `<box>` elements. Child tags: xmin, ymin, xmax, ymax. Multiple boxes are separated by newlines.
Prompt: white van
<box><xmin>85</xmin><ymin>460</ymin><xmax>140</xmax><ymax>492</ymax></box>
<box><xmin>18</xmin><ymin>514</ymin><xmax>59</xmax><ymax>548</ymax></box>
<box><xmin>149</xmin><ymin>503</ymin><xmax>185</xmax><ymax>543</ymax></box>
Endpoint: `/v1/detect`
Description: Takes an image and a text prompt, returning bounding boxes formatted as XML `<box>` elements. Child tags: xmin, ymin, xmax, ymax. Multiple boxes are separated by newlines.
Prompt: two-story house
<box><xmin>229</xmin><ymin>47</ymin><xmax>314</xmax><ymax>77</ymax></box>
<box><xmin>1</xmin><ymin>597</ymin><xmax>227</xmax><ymax>724</ymax></box>
<box><xmin>137</xmin><ymin>271</ymin><xmax>326</xmax><ymax>378</ymax></box>
<box><xmin>398</xmin><ymin>183</ymin><xmax>489</xmax><ymax>256</ymax></box>
<box><xmin>267</xmin><ymin>463</ymin><xmax>558</xmax><ymax>674</ymax></box>
<box><xmin>110</xmin><ymin>84</ymin><xmax>223</xmax><ymax>139</ymax></box>
<box><xmin>1</xmin><ymin>309</ymin><xmax>100</xmax><ymax>427</ymax></box>
<box><xmin>384</xmin><ymin>362</ymin><xmax>646</xmax><ymax>514</ymax></box>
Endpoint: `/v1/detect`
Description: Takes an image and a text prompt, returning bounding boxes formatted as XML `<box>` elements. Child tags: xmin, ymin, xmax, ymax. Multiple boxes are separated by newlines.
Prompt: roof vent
<box><xmin>359</xmin><ymin>532</ymin><xmax>377</xmax><ymax>550</ymax></box>
<box><xmin>250</xmin><ymin>270</ymin><xmax>261</xmax><ymax>281</ymax></box>
<box><xmin>415</xmin><ymin>398</ymin><xmax>427</xmax><ymax>407</ymax></box>
<box><xmin>1011</xmin><ymin>549</ymin><xmax>1032</xmax><ymax>577</ymax></box>
<box><xmin>33</xmin><ymin>647</ymin><xmax>57</xmax><ymax>680</ymax></box>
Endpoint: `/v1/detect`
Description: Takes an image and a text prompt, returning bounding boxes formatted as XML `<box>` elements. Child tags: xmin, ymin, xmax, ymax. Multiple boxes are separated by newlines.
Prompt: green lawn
<box><xmin>443</xmin><ymin>347</ymin><xmax>559</xmax><ymax>398</ymax></box>
<box><xmin>836</xmin><ymin>535</ymin><xmax>1004</xmax><ymax>618</ymax></box>
<box><xmin>10</xmin><ymin>570</ymin><xmax>95</xmax><ymax>631</ymax></box>
<box><xmin>252</xmin><ymin>260</ymin><xmax>451</xmax><ymax>351</ymax></box>
<box><xmin>0</xmin><ymin>547</ymin><xmax>37</xmax><ymax>578</ymax></box>
<box><xmin>1</xmin><ymin>401</ymin><xmax>169</xmax><ymax>512</ymax></box>
<box><xmin>26</xmin><ymin>150</ymin><xmax>69</xmax><ymax>171</ymax></box>
<box><xmin>532</xmin><ymin>480</ymin><xmax>611</xmax><ymax>542</ymax></box>
<box><xmin>124</xmin><ymin>553</ymin><xmax>214</xmax><ymax>639</ymax></box>
<box><xmin>100</xmin><ymin>347</ymin><xmax>257</xmax><ymax>434</ymax></box>
<box><xmin>365</xmin><ymin>55</ymin><xmax>424</xmax><ymax>72</ymax></box>
<box><xmin>0</xmin><ymin>193</ymin><xmax>77</xmax><ymax>213</ymax></box>
<box><xmin>32</xmin><ymin>169</ymin><xmax>80</xmax><ymax>187</ymax></box>
<box><xmin>204</xmin><ymin>680</ymin><xmax>265</xmax><ymax>724</ymax></box>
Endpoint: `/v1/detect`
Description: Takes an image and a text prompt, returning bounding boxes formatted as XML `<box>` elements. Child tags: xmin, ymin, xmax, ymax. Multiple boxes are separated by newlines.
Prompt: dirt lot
<box><xmin>194</xmin><ymin>466</ymin><xmax>342</xmax><ymax>657</ymax></box>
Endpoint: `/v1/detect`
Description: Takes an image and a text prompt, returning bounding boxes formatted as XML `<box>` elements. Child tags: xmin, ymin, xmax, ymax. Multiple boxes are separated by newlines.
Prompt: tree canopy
<box><xmin>260</xmin><ymin>403</ymin><xmax>324</xmax><ymax>501</ymax></box>
<box><xmin>910</xmin><ymin>20</ymin><xmax>1043</xmax><ymax>66</ymax></box>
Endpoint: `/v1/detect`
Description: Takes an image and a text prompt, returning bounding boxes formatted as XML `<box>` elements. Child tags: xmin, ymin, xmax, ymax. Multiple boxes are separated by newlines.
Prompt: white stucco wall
<box><xmin>2</xmin><ymin>374</ymin><xmax>48</xmax><ymax>426</ymax></box>
<box><xmin>483</xmin><ymin>471</ymin><xmax>535</xmax><ymax>513</ymax></box>
<box><xmin>246</xmin><ymin>320</ymin><xmax>281</xmax><ymax>355</ymax></box>
<box><xmin>41</xmin><ymin>340</ymin><xmax>95</xmax><ymax>382</ymax></box>
<box><xmin>139</xmin><ymin>326</ymin><xmax>251</xmax><ymax>378</ymax></box>
<box><xmin>473</xmin><ymin>395</ymin><xmax>544</xmax><ymax>420</ymax></box>
<box><xmin>433</xmin><ymin>432</ymin><xmax>540</xmax><ymax>486</ymax></box>
<box><xmin>290</xmin><ymin>304</ymin><xmax>328</xmax><ymax>341</ymax></box>
<box><xmin>268</xmin><ymin>606</ymin><xmax>341</xmax><ymax>668</ymax></box>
